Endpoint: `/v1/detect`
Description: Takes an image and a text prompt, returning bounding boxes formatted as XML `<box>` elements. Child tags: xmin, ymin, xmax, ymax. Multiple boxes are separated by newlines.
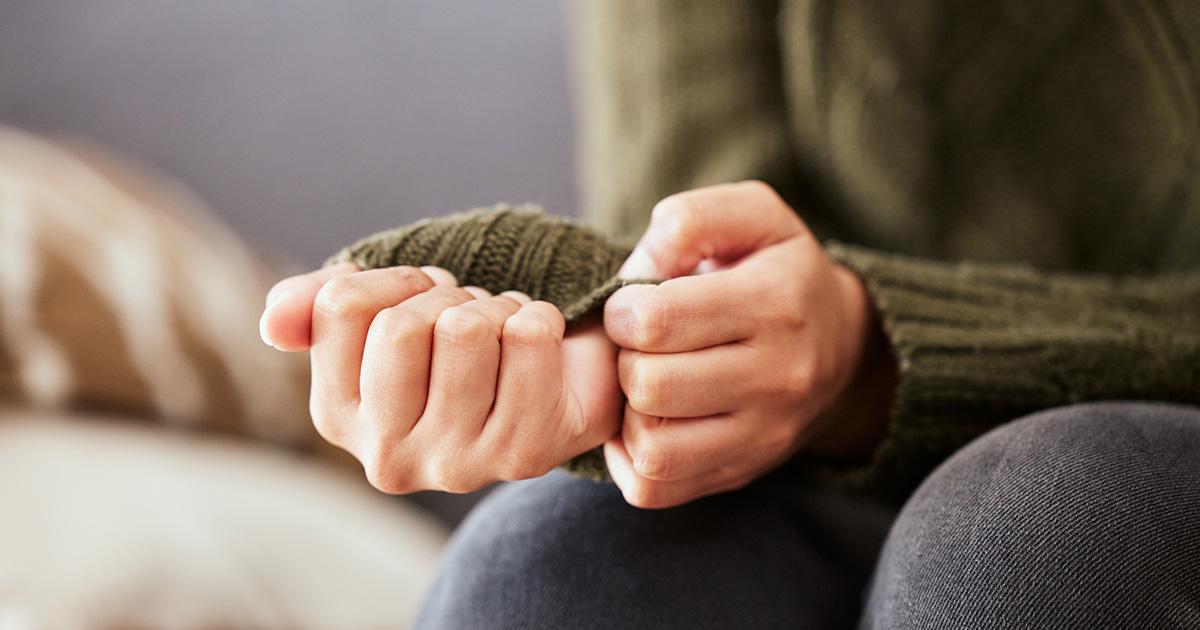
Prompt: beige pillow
<box><xmin>0</xmin><ymin>125</ymin><xmax>318</xmax><ymax>450</ymax></box>
<box><xmin>0</xmin><ymin>407</ymin><xmax>447</xmax><ymax>630</ymax></box>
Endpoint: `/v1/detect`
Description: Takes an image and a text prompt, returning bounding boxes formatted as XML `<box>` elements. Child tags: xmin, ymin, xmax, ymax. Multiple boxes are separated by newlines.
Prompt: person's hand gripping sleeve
<box><xmin>602</xmin><ymin>181</ymin><xmax>897</xmax><ymax>508</ymax></box>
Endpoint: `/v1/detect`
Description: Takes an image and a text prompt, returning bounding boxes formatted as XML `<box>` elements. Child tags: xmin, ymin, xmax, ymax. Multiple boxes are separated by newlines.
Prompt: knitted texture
<box><xmin>826</xmin><ymin>243</ymin><xmax>1200</xmax><ymax>500</ymax></box>
<box><xmin>326</xmin><ymin>204</ymin><xmax>637</xmax><ymax>479</ymax></box>
<box><xmin>322</xmin><ymin>1</ymin><xmax>1200</xmax><ymax>498</ymax></box>
<box><xmin>572</xmin><ymin>0</ymin><xmax>1200</xmax><ymax>501</ymax></box>
<box><xmin>327</xmin><ymin>205</ymin><xmax>632</xmax><ymax>324</ymax></box>
<box><xmin>325</xmin><ymin>205</ymin><xmax>1200</xmax><ymax>497</ymax></box>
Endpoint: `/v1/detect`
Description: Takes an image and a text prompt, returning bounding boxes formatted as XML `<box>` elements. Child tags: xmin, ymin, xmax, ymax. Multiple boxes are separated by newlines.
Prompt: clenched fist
<box><xmin>260</xmin><ymin>263</ymin><xmax>622</xmax><ymax>494</ymax></box>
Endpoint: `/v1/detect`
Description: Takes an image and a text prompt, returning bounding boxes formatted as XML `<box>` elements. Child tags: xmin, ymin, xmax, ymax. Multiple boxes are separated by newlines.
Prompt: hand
<box><xmin>602</xmin><ymin>181</ymin><xmax>896</xmax><ymax>508</ymax></box>
<box><xmin>259</xmin><ymin>264</ymin><xmax>622</xmax><ymax>494</ymax></box>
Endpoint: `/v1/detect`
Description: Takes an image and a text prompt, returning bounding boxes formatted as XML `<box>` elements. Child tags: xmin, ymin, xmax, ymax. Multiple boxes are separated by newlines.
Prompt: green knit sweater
<box><xmin>331</xmin><ymin>0</ymin><xmax>1200</xmax><ymax>501</ymax></box>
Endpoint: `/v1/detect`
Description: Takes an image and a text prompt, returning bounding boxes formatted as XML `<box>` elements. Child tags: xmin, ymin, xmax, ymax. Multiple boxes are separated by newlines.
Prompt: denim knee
<box><xmin>415</xmin><ymin>472</ymin><xmax>624</xmax><ymax>630</ymax></box>
<box><xmin>862</xmin><ymin>402</ymin><xmax>1200</xmax><ymax>629</ymax></box>
<box><xmin>418</xmin><ymin>468</ymin><xmax>894</xmax><ymax>630</ymax></box>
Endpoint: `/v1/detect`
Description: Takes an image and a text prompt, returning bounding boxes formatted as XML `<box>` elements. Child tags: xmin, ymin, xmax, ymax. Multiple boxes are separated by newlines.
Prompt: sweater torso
<box><xmin>779</xmin><ymin>0</ymin><xmax>1200</xmax><ymax>274</ymax></box>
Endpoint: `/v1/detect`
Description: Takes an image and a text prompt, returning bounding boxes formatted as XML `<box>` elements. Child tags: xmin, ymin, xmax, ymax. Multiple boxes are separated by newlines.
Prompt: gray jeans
<box><xmin>416</xmin><ymin>402</ymin><xmax>1200</xmax><ymax>629</ymax></box>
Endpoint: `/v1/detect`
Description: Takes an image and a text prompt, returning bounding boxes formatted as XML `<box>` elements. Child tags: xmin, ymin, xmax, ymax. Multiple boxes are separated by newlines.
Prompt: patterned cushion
<box><xmin>0</xmin><ymin>125</ymin><xmax>316</xmax><ymax>448</ymax></box>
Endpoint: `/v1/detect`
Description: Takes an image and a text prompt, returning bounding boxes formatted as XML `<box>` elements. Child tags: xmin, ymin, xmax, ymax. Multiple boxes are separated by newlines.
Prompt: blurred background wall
<box><xmin>0</xmin><ymin>0</ymin><xmax>577</xmax><ymax>267</ymax></box>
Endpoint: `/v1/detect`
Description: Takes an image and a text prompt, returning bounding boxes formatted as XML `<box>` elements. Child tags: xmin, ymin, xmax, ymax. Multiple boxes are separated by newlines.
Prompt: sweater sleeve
<box><xmin>575</xmin><ymin>0</ymin><xmax>1200</xmax><ymax>502</ymax></box>
<box><xmin>822</xmin><ymin>243</ymin><xmax>1200</xmax><ymax>500</ymax></box>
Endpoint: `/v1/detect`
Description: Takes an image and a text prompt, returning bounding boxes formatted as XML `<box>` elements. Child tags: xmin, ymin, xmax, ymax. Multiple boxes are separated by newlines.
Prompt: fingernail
<box><xmin>259</xmin><ymin>310</ymin><xmax>276</xmax><ymax>348</ymax></box>
<box><xmin>259</xmin><ymin>290</ymin><xmax>287</xmax><ymax>347</ymax></box>
<box><xmin>463</xmin><ymin>286</ymin><xmax>492</xmax><ymax>300</ymax></box>
<box><xmin>266</xmin><ymin>289</ymin><xmax>287</xmax><ymax>310</ymax></box>
<box><xmin>421</xmin><ymin>266</ymin><xmax>458</xmax><ymax>287</ymax></box>
<box><xmin>264</xmin><ymin>285</ymin><xmax>284</xmax><ymax>309</ymax></box>
<box><xmin>618</xmin><ymin>247</ymin><xmax>656</xmax><ymax>279</ymax></box>
<box><xmin>499</xmin><ymin>290</ymin><xmax>532</xmax><ymax>305</ymax></box>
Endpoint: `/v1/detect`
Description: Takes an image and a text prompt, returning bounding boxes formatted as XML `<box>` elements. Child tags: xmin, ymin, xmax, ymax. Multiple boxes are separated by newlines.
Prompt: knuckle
<box><xmin>424</xmin><ymin>463</ymin><xmax>481</xmax><ymax>495</ymax></box>
<box><xmin>426</xmin><ymin>285</ymin><xmax>475</xmax><ymax>304</ymax></box>
<box><xmin>389</xmin><ymin>265</ymin><xmax>430</xmax><ymax>286</ymax></box>
<box><xmin>418</xmin><ymin>453</ymin><xmax>473</xmax><ymax>494</ymax></box>
<box><xmin>773</xmin><ymin>359</ymin><xmax>817</xmax><ymax>400</ymax></box>
<box><xmin>790</xmin><ymin>359</ymin><xmax>818</xmax><ymax>397</ymax></box>
<box><xmin>360</xmin><ymin>450</ymin><xmax>408</xmax><ymax>495</ymax></box>
<box><xmin>651</xmin><ymin>195</ymin><xmax>703</xmax><ymax>243</ymax></box>
<box><xmin>435</xmin><ymin>306</ymin><xmax>492</xmax><ymax>346</ymax></box>
<box><xmin>370</xmin><ymin>308</ymin><xmax>425</xmax><ymax>344</ymax></box>
<box><xmin>623</xmin><ymin>360</ymin><xmax>668</xmax><ymax>414</ymax></box>
<box><xmin>502</xmin><ymin>307</ymin><xmax>559</xmax><ymax>347</ymax></box>
<box><xmin>449</xmin><ymin>286</ymin><xmax>477</xmax><ymax>300</ymax></box>
<box><xmin>778</xmin><ymin>292</ymin><xmax>808</xmax><ymax>326</ymax></box>
<box><xmin>767</xmin><ymin>274</ymin><xmax>807</xmax><ymax>315</ymax></box>
<box><xmin>737</xmin><ymin>179</ymin><xmax>778</xmax><ymax>201</ymax></box>
<box><xmin>313</xmin><ymin>275</ymin><xmax>371</xmax><ymax>321</ymax></box>
<box><xmin>631</xmin><ymin>443</ymin><xmax>675</xmax><ymax>481</ymax></box>
<box><xmin>651</xmin><ymin>193</ymin><xmax>698</xmax><ymax>225</ymax></box>
<box><xmin>628</xmin><ymin>293</ymin><xmax>673</xmax><ymax>349</ymax></box>
<box><xmin>364</xmin><ymin>468</ymin><xmax>409</xmax><ymax>495</ymax></box>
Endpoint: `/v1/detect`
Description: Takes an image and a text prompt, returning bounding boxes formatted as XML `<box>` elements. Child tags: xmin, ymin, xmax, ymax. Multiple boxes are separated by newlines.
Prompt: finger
<box><xmin>483</xmin><ymin>301</ymin><xmax>581</xmax><ymax>475</ymax></box>
<box><xmin>559</xmin><ymin>322</ymin><xmax>623</xmax><ymax>450</ymax></box>
<box><xmin>618</xmin><ymin>181</ymin><xmax>807</xmax><ymax>279</ymax></box>
<box><xmin>618</xmin><ymin>343</ymin><xmax>769</xmax><ymax>418</ymax></box>
<box><xmin>619</xmin><ymin>405</ymin><xmax>748</xmax><ymax>482</ymax></box>
<box><xmin>419</xmin><ymin>294</ymin><xmax>526</xmax><ymax>438</ymax></box>
<box><xmin>482</xmin><ymin>316</ymin><xmax>621</xmax><ymax>481</ymax></box>
<box><xmin>356</xmin><ymin>287</ymin><xmax>482</xmax><ymax>441</ymax></box>
<box><xmin>309</xmin><ymin>268</ymin><xmax>451</xmax><ymax>410</ymax></box>
<box><xmin>608</xmin><ymin>230</ymin><xmax>827</xmax><ymax>354</ymax></box>
<box><xmin>260</xmin><ymin>262</ymin><xmax>358</xmax><ymax>351</ymax></box>
<box><xmin>604</xmin><ymin>275</ymin><xmax>759</xmax><ymax>353</ymax></box>
<box><xmin>603</xmin><ymin>436</ymin><xmax>752</xmax><ymax>509</ymax></box>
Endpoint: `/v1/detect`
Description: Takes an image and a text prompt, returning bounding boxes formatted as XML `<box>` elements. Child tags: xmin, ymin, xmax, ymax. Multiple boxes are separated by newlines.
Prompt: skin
<box><xmin>260</xmin><ymin>181</ymin><xmax>896</xmax><ymax>508</ymax></box>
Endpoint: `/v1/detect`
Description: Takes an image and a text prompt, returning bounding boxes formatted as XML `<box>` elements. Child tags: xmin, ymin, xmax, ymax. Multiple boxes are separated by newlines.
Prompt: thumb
<box><xmin>560</xmin><ymin>324</ymin><xmax>622</xmax><ymax>449</ymax></box>
<box><xmin>618</xmin><ymin>181</ymin><xmax>807</xmax><ymax>279</ymax></box>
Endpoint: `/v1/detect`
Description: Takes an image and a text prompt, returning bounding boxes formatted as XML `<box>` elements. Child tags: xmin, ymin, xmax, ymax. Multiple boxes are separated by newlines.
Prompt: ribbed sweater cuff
<box><xmin>824</xmin><ymin>243</ymin><xmax>1200</xmax><ymax>500</ymax></box>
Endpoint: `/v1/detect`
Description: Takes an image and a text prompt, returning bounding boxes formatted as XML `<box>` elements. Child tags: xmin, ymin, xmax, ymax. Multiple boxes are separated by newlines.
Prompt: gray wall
<box><xmin>1</xmin><ymin>0</ymin><xmax>577</xmax><ymax>267</ymax></box>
